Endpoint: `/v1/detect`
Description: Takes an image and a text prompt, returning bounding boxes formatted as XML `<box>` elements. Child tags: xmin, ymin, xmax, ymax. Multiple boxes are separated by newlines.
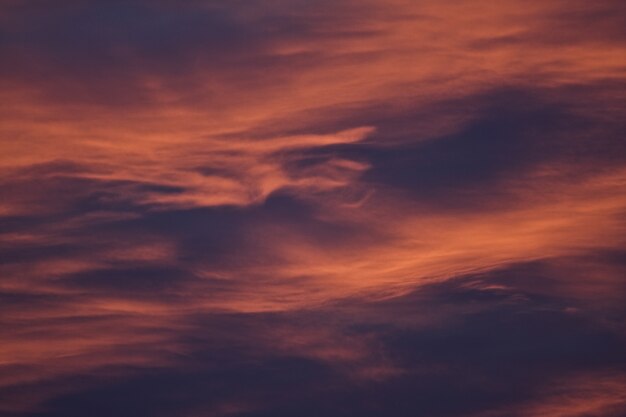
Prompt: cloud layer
<box><xmin>1</xmin><ymin>0</ymin><xmax>625</xmax><ymax>416</ymax></box>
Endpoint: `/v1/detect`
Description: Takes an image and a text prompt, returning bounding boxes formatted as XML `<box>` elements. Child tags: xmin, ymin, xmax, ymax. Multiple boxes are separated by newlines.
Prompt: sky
<box><xmin>0</xmin><ymin>0</ymin><xmax>625</xmax><ymax>416</ymax></box>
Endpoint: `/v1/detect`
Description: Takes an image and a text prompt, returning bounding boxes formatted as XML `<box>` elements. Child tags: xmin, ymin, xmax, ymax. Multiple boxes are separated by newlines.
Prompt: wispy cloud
<box><xmin>0</xmin><ymin>0</ymin><xmax>625</xmax><ymax>416</ymax></box>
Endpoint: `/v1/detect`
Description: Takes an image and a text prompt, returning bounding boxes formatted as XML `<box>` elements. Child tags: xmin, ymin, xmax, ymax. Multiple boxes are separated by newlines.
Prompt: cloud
<box><xmin>0</xmin><ymin>0</ymin><xmax>625</xmax><ymax>416</ymax></box>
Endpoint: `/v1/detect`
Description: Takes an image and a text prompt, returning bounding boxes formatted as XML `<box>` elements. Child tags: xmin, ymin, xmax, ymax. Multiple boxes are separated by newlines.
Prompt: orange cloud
<box><xmin>0</xmin><ymin>0</ymin><xmax>625</xmax><ymax>415</ymax></box>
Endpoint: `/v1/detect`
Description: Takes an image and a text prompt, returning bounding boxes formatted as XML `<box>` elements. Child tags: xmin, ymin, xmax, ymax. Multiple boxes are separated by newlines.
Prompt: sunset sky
<box><xmin>1</xmin><ymin>1</ymin><xmax>626</xmax><ymax>416</ymax></box>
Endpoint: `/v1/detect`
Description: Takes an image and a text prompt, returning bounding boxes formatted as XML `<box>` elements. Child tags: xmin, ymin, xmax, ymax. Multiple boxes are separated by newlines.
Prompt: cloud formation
<box><xmin>0</xmin><ymin>0</ymin><xmax>625</xmax><ymax>416</ymax></box>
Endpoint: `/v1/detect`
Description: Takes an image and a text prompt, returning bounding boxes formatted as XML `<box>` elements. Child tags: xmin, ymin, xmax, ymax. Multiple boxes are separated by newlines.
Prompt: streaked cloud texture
<box><xmin>1</xmin><ymin>1</ymin><xmax>625</xmax><ymax>416</ymax></box>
